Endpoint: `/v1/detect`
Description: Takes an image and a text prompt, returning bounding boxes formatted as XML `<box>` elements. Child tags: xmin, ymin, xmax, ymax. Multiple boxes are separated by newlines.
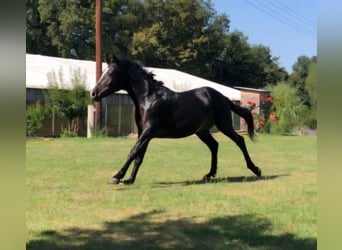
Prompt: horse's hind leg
<box><xmin>196</xmin><ymin>131</ymin><xmax>219</xmax><ymax>182</ymax></box>
<box><xmin>216</xmin><ymin>122</ymin><xmax>261</xmax><ymax>177</ymax></box>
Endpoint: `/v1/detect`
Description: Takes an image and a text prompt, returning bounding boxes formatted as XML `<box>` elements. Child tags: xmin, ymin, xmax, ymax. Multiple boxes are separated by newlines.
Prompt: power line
<box><xmin>243</xmin><ymin>0</ymin><xmax>316</xmax><ymax>40</ymax></box>
<box><xmin>246</xmin><ymin>0</ymin><xmax>316</xmax><ymax>39</ymax></box>
<box><xmin>265</xmin><ymin>0</ymin><xmax>316</xmax><ymax>37</ymax></box>
<box><xmin>247</xmin><ymin>0</ymin><xmax>316</xmax><ymax>37</ymax></box>
<box><xmin>259</xmin><ymin>0</ymin><xmax>316</xmax><ymax>35</ymax></box>
<box><xmin>271</xmin><ymin>0</ymin><xmax>316</xmax><ymax>27</ymax></box>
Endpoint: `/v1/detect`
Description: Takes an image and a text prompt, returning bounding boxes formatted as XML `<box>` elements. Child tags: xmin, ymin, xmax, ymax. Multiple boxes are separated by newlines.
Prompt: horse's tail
<box><xmin>230</xmin><ymin>100</ymin><xmax>256</xmax><ymax>141</ymax></box>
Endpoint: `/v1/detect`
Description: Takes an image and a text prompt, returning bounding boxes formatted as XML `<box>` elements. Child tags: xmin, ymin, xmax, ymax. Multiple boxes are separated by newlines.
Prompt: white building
<box><xmin>26</xmin><ymin>54</ymin><xmax>242</xmax><ymax>136</ymax></box>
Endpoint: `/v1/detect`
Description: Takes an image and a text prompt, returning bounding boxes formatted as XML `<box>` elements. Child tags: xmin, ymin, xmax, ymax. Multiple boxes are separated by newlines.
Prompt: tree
<box><xmin>26</xmin><ymin>0</ymin><xmax>58</xmax><ymax>55</ymax></box>
<box><xmin>211</xmin><ymin>32</ymin><xmax>287</xmax><ymax>88</ymax></box>
<box><xmin>131</xmin><ymin>0</ymin><xmax>230</xmax><ymax>77</ymax></box>
<box><xmin>46</xmin><ymin>68</ymin><xmax>90</xmax><ymax>136</ymax></box>
<box><xmin>211</xmin><ymin>31</ymin><xmax>250</xmax><ymax>85</ymax></box>
<box><xmin>305</xmin><ymin>59</ymin><xmax>317</xmax><ymax>110</ymax></box>
<box><xmin>27</xmin><ymin>0</ymin><xmax>290</xmax><ymax>89</ymax></box>
<box><xmin>289</xmin><ymin>55</ymin><xmax>312</xmax><ymax>105</ymax></box>
<box><xmin>33</xmin><ymin>0</ymin><xmax>144</xmax><ymax>59</ymax></box>
<box><xmin>288</xmin><ymin>55</ymin><xmax>317</xmax><ymax>129</ymax></box>
<box><xmin>102</xmin><ymin>0</ymin><xmax>145</xmax><ymax>56</ymax></box>
<box><xmin>38</xmin><ymin>0</ymin><xmax>95</xmax><ymax>59</ymax></box>
<box><xmin>303</xmin><ymin>59</ymin><xmax>317</xmax><ymax>128</ymax></box>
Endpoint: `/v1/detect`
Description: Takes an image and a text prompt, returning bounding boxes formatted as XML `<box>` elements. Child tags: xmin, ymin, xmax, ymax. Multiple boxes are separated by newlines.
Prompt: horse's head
<box><xmin>90</xmin><ymin>55</ymin><xmax>127</xmax><ymax>101</ymax></box>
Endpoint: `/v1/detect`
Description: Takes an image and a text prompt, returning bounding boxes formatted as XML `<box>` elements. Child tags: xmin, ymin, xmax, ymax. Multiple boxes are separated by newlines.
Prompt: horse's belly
<box><xmin>149</xmin><ymin>90</ymin><xmax>214</xmax><ymax>138</ymax></box>
<box><xmin>155</xmin><ymin>115</ymin><xmax>214</xmax><ymax>138</ymax></box>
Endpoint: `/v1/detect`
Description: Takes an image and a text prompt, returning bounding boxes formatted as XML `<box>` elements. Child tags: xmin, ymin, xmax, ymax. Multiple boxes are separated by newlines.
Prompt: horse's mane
<box><xmin>119</xmin><ymin>58</ymin><xmax>164</xmax><ymax>87</ymax></box>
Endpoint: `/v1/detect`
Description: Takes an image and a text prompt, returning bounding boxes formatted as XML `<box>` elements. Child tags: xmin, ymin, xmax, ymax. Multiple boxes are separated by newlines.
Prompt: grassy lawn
<box><xmin>26</xmin><ymin>133</ymin><xmax>316</xmax><ymax>249</ymax></box>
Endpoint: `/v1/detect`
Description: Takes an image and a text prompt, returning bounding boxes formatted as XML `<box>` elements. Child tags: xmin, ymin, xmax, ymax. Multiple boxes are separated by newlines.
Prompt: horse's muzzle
<box><xmin>90</xmin><ymin>89</ymin><xmax>99</xmax><ymax>101</ymax></box>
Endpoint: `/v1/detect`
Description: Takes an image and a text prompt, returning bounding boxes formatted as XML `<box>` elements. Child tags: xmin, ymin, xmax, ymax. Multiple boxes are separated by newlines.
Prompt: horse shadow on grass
<box><xmin>153</xmin><ymin>174</ymin><xmax>289</xmax><ymax>188</ymax></box>
<box><xmin>27</xmin><ymin>210</ymin><xmax>316</xmax><ymax>250</ymax></box>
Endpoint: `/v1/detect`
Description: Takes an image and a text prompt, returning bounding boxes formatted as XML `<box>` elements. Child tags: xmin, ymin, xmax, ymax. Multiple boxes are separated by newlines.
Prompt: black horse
<box><xmin>91</xmin><ymin>56</ymin><xmax>261</xmax><ymax>185</ymax></box>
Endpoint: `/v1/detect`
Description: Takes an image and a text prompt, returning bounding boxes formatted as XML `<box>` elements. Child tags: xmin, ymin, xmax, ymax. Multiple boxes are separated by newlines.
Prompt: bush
<box><xmin>46</xmin><ymin>67</ymin><xmax>91</xmax><ymax>137</ymax></box>
<box><xmin>269</xmin><ymin>82</ymin><xmax>308</xmax><ymax>135</ymax></box>
<box><xmin>301</xmin><ymin>108</ymin><xmax>317</xmax><ymax>129</ymax></box>
<box><xmin>26</xmin><ymin>102</ymin><xmax>48</xmax><ymax>136</ymax></box>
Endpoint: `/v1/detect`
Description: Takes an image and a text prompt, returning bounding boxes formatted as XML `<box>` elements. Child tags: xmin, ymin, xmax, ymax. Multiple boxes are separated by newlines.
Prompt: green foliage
<box><xmin>36</xmin><ymin>0</ymin><xmax>95</xmax><ymax>58</ymax></box>
<box><xmin>288</xmin><ymin>56</ymin><xmax>317</xmax><ymax>129</ymax></box>
<box><xmin>268</xmin><ymin>55</ymin><xmax>317</xmax><ymax>134</ymax></box>
<box><xmin>26</xmin><ymin>0</ymin><xmax>57</xmax><ymax>55</ymax></box>
<box><xmin>303</xmin><ymin>60</ymin><xmax>317</xmax><ymax>129</ymax></box>
<box><xmin>102</xmin><ymin>0</ymin><xmax>145</xmax><ymax>56</ymax></box>
<box><xmin>268</xmin><ymin>82</ymin><xmax>308</xmax><ymax>135</ymax></box>
<box><xmin>305</xmin><ymin>60</ymin><xmax>317</xmax><ymax>110</ymax></box>
<box><xmin>46</xmin><ymin>68</ymin><xmax>91</xmax><ymax>136</ymax></box>
<box><xmin>289</xmin><ymin>56</ymin><xmax>315</xmax><ymax>104</ymax></box>
<box><xmin>132</xmin><ymin>0</ymin><xmax>228</xmax><ymax>76</ymax></box>
<box><xmin>26</xmin><ymin>101</ymin><xmax>49</xmax><ymax>137</ymax></box>
<box><xmin>26</xmin><ymin>0</ymin><xmax>289</xmax><ymax>88</ymax></box>
<box><xmin>213</xmin><ymin>32</ymin><xmax>287</xmax><ymax>87</ymax></box>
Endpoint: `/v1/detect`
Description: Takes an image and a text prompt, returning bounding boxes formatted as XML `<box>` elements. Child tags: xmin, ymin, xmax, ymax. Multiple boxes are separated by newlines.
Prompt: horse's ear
<box><xmin>104</xmin><ymin>54</ymin><xmax>120</xmax><ymax>65</ymax></box>
<box><xmin>112</xmin><ymin>54</ymin><xmax>120</xmax><ymax>64</ymax></box>
<box><xmin>104</xmin><ymin>54</ymin><xmax>111</xmax><ymax>65</ymax></box>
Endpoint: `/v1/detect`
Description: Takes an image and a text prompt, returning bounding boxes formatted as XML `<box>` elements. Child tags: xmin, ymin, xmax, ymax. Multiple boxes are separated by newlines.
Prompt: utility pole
<box><xmin>95</xmin><ymin>0</ymin><xmax>102</xmax><ymax>134</ymax></box>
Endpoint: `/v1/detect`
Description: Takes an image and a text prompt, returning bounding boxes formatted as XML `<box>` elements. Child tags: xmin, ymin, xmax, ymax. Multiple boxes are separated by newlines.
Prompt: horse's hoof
<box><xmin>107</xmin><ymin>177</ymin><xmax>120</xmax><ymax>185</ymax></box>
<box><xmin>202</xmin><ymin>175</ymin><xmax>212</xmax><ymax>183</ymax></box>
<box><xmin>123</xmin><ymin>179</ymin><xmax>134</xmax><ymax>185</ymax></box>
<box><xmin>255</xmin><ymin>167</ymin><xmax>262</xmax><ymax>177</ymax></box>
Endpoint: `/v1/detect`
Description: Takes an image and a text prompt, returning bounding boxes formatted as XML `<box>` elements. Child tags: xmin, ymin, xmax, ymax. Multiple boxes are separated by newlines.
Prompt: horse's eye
<box><xmin>108</xmin><ymin>67</ymin><xmax>116</xmax><ymax>74</ymax></box>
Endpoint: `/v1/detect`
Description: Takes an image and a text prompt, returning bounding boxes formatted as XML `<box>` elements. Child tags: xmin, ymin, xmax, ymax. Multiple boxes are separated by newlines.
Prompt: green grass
<box><xmin>26</xmin><ymin>133</ymin><xmax>316</xmax><ymax>249</ymax></box>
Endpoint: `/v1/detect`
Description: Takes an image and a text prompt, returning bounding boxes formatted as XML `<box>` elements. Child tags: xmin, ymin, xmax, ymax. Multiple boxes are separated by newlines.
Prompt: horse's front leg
<box><xmin>122</xmin><ymin>143</ymin><xmax>149</xmax><ymax>185</ymax></box>
<box><xmin>108</xmin><ymin>129</ymin><xmax>151</xmax><ymax>185</ymax></box>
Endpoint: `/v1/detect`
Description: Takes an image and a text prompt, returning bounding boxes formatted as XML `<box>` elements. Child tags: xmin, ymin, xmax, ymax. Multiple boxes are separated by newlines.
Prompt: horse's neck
<box><xmin>125</xmin><ymin>79</ymin><xmax>151</xmax><ymax>119</ymax></box>
<box><xmin>125</xmin><ymin>79</ymin><xmax>154</xmax><ymax>128</ymax></box>
<box><xmin>128</xmin><ymin>78</ymin><xmax>154</xmax><ymax>104</ymax></box>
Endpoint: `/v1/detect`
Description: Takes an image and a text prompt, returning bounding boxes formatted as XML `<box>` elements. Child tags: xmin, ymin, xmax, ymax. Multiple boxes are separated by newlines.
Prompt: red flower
<box><xmin>246</xmin><ymin>100</ymin><xmax>256</xmax><ymax>109</ymax></box>
<box><xmin>261</xmin><ymin>96</ymin><xmax>273</xmax><ymax>103</ymax></box>
<box><xmin>259</xmin><ymin>120</ymin><xmax>265</xmax><ymax>126</ymax></box>
<box><xmin>270</xmin><ymin>111</ymin><xmax>277</xmax><ymax>121</ymax></box>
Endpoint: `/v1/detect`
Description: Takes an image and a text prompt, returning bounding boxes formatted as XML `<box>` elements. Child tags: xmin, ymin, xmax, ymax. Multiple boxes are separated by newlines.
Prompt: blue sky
<box><xmin>211</xmin><ymin>0</ymin><xmax>317</xmax><ymax>73</ymax></box>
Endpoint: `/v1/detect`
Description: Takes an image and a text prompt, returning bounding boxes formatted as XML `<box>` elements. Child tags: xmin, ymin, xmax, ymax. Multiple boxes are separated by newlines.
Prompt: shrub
<box><xmin>46</xmin><ymin>67</ymin><xmax>91</xmax><ymax>137</ymax></box>
<box><xmin>26</xmin><ymin>102</ymin><xmax>48</xmax><ymax>137</ymax></box>
<box><xmin>269</xmin><ymin>82</ymin><xmax>307</xmax><ymax>135</ymax></box>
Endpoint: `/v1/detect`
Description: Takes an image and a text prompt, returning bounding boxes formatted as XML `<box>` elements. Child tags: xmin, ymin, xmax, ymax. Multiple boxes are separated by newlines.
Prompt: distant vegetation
<box><xmin>27</xmin><ymin>0</ymin><xmax>287</xmax><ymax>88</ymax></box>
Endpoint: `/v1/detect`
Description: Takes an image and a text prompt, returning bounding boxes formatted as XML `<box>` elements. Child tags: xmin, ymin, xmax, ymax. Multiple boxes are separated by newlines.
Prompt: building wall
<box><xmin>103</xmin><ymin>103</ymin><xmax>137</xmax><ymax>136</ymax></box>
<box><xmin>26</xmin><ymin>88</ymin><xmax>137</xmax><ymax>137</ymax></box>
<box><xmin>238</xmin><ymin>88</ymin><xmax>271</xmax><ymax>133</ymax></box>
<box><xmin>240</xmin><ymin>91</ymin><xmax>260</xmax><ymax>132</ymax></box>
